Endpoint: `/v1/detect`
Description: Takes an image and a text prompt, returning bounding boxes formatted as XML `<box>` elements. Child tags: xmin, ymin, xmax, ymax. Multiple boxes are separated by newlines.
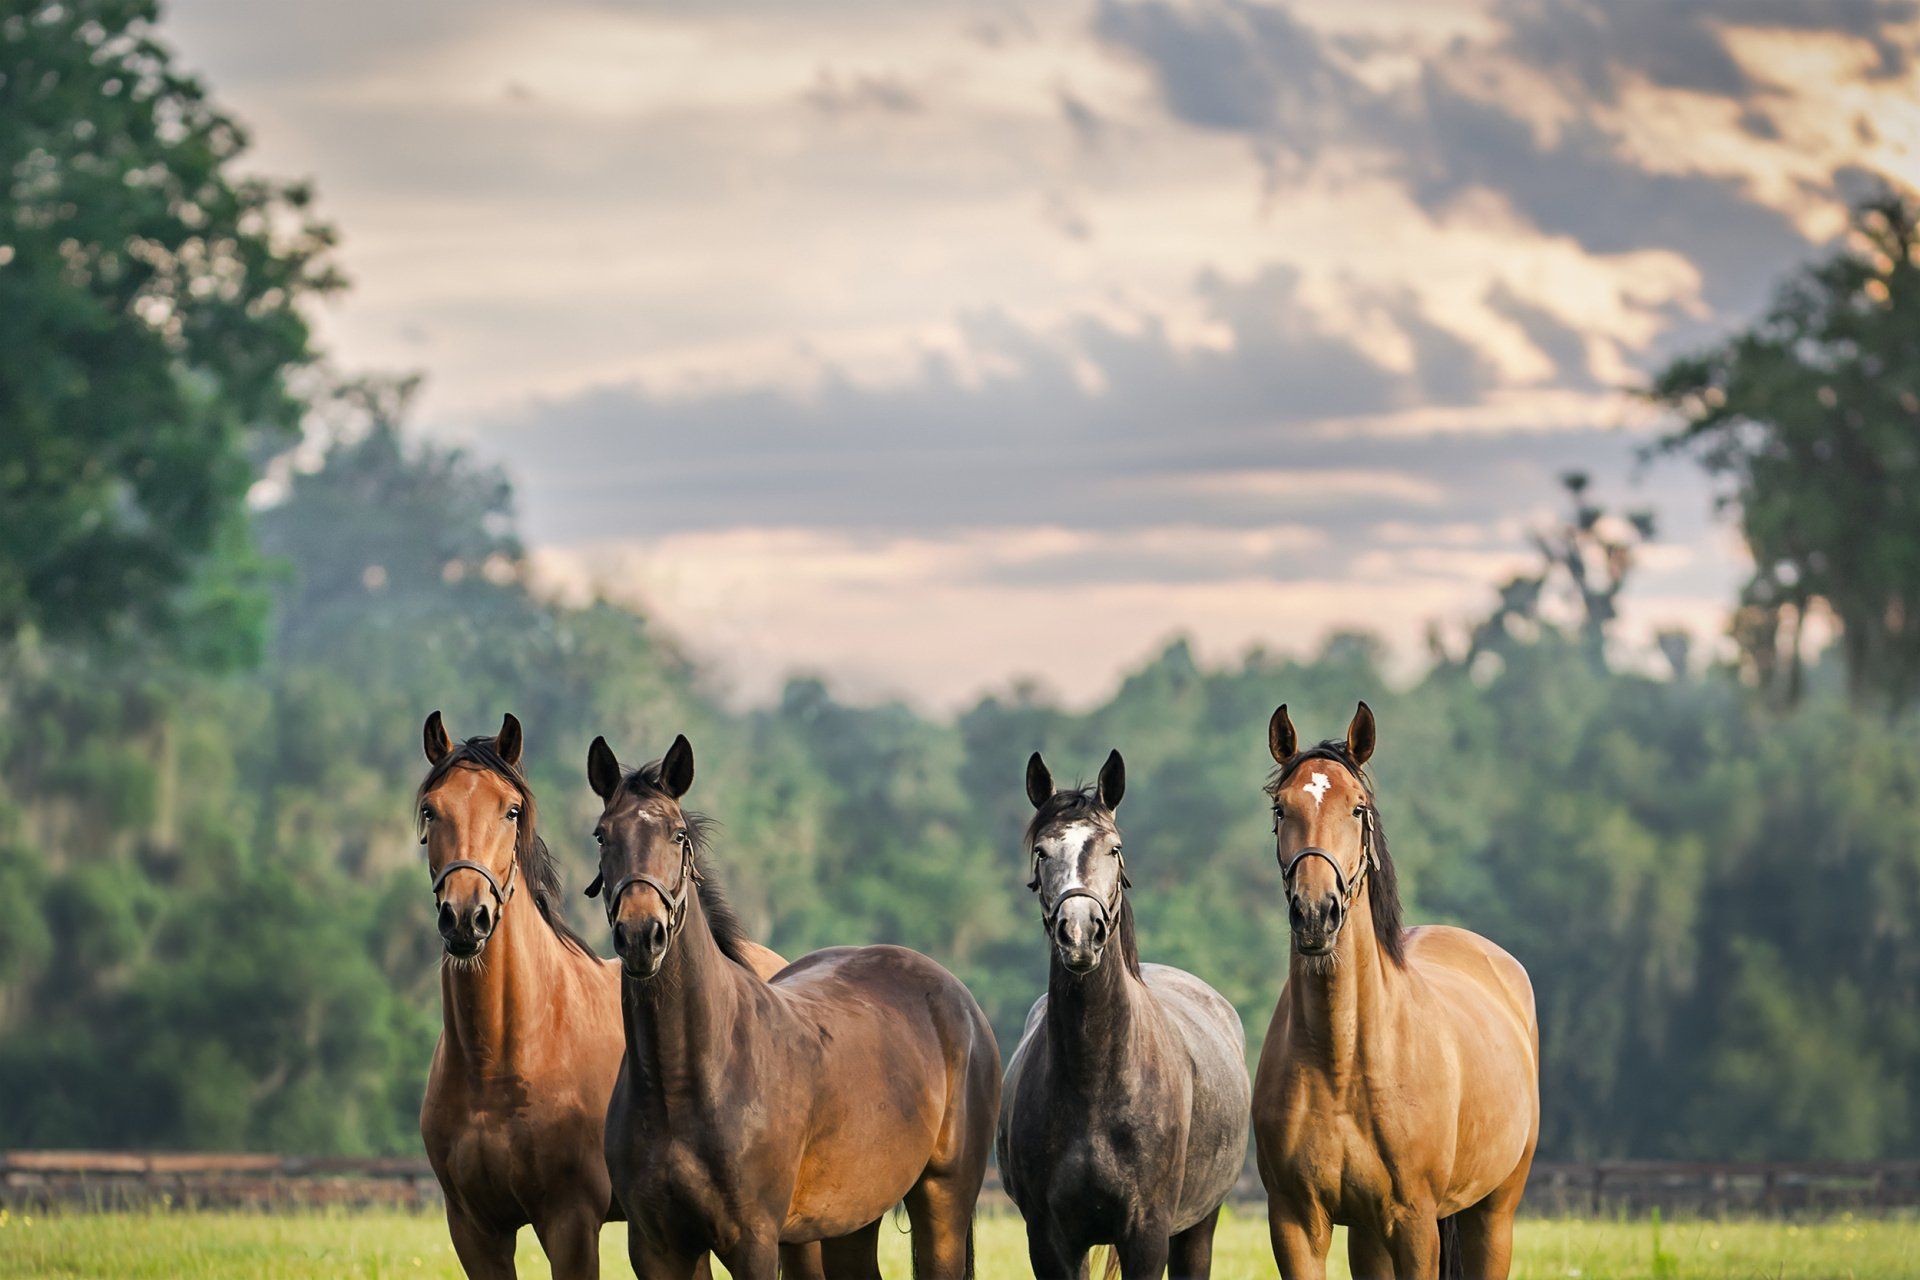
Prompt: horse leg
<box><xmin>1382</xmin><ymin>1211</ymin><xmax>1442</xmax><ymax>1280</ymax></box>
<box><xmin>624</xmin><ymin>1228</ymin><xmax>705</xmax><ymax>1280</ymax></box>
<box><xmin>1266</xmin><ymin>1202</ymin><xmax>1332</xmax><ymax>1280</ymax></box>
<box><xmin>814</xmin><ymin>1219</ymin><xmax>882</xmax><ymax>1280</ymax></box>
<box><xmin>446</xmin><ymin>1206</ymin><xmax>519</xmax><ymax>1280</ymax></box>
<box><xmin>1345</xmin><ymin>1226</ymin><xmax>1395</xmax><ymax>1280</ymax></box>
<box><xmin>779</xmin><ymin>1239</ymin><xmax>830</xmax><ymax>1280</ymax></box>
<box><xmin>904</xmin><ymin>1171</ymin><xmax>979</xmax><ymax>1280</ymax></box>
<box><xmin>1025</xmin><ymin>1220</ymin><xmax>1086</xmax><ymax>1280</ymax></box>
<box><xmin>1115</xmin><ymin>1222</ymin><xmax>1171</xmax><ymax>1280</ymax></box>
<box><xmin>1167</xmin><ymin>1205</ymin><xmax>1220</xmax><ymax>1280</ymax></box>
<box><xmin>1453</xmin><ymin>1154</ymin><xmax>1532</xmax><ymax>1280</ymax></box>
<box><xmin>716</xmin><ymin>1230</ymin><xmax>781</xmax><ymax>1280</ymax></box>
<box><xmin>531</xmin><ymin>1202</ymin><xmax>605</xmax><ymax>1280</ymax></box>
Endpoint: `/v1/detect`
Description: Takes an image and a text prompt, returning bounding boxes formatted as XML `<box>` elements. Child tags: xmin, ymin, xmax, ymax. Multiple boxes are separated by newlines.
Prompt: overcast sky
<box><xmin>165</xmin><ymin>0</ymin><xmax>1920</xmax><ymax>707</ymax></box>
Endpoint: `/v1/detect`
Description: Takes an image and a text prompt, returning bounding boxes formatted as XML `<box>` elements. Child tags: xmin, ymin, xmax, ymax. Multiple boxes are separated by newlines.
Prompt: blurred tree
<box><xmin>0</xmin><ymin>0</ymin><xmax>338</xmax><ymax>662</ymax></box>
<box><xmin>1655</xmin><ymin>194</ymin><xmax>1920</xmax><ymax>707</ymax></box>
<box><xmin>1438</xmin><ymin>472</ymin><xmax>1654</xmax><ymax>675</ymax></box>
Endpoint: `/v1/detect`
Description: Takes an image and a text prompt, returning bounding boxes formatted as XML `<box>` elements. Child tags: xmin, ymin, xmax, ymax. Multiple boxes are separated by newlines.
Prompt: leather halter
<box><xmin>588</xmin><ymin>837</ymin><xmax>701</xmax><ymax>943</ymax></box>
<box><xmin>1279</xmin><ymin>804</ymin><xmax>1376</xmax><ymax>911</ymax></box>
<box><xmin>1033</xmin><ymin>846</ymin><xmax>1130</xmax><ymax>942</ymax></box>
<box><xmin>431</xmin><ymin>856</ymin><xmax>518</xmax><ymax>909</ymax></box>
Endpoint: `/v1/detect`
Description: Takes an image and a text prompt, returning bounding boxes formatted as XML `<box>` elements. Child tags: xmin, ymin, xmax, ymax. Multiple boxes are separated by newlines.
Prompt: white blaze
<box><xmin>1304</xmin><ymin>771</ymin><xmax>1332</xmax><ymax>807</ymax></box>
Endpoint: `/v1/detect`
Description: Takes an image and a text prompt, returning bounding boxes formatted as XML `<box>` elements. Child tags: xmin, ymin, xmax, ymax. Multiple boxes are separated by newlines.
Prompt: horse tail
<box><xmin>1438</xmin><ymin>1212</ymin><xmax>1463</xmax><ymax>1280</ymax></box>
<box><xmin>1096</xmin><ymin>1244</ymin><xmax>1122</xmax><ymax>1280</ymax></box>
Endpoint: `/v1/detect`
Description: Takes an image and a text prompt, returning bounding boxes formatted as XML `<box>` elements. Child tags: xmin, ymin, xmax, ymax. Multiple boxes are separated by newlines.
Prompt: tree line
<box><xmin>1</xmin><ymin>0</ymin><xmax>1917</xmax><ymax>1162</ymax></box>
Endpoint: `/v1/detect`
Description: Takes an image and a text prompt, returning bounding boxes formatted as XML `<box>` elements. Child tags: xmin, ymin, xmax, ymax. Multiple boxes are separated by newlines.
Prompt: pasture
<box><xmin>2</xmin><ymin>1208</ymin><xmax>1913</xmax><ymax>1279</ymax></box>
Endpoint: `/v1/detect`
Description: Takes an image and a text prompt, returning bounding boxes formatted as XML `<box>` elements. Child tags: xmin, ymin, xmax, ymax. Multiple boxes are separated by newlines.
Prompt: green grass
<box><xmin>1</xmin><ymin>1206</ymin><xmax>1913</xmax><ymax>1278</ymax></box>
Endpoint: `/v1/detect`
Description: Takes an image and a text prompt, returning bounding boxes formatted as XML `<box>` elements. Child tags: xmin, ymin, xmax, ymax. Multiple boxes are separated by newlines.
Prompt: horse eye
<box><xmin>506</xmin><ymin>806</ymin><xmax>521</xmax><ymax>822</ymax></box>
<box><xmin>1033</xmin><ymin>846</ymin><xmax>1048</xmax><ymax>861</ymax></box>
<box><xmin>1353</xmin><ymin>806</ymin><xmax>1366</xmax><ymax>818</ymax></box>
<box><xmin>675</xmin><ymin>830</ymin><xmax>690</xmax><ymax>846</ymax></box>
<box><xmin>593</xmin><ymin>829</ymin><xmax>606</xmax><ymax>845</ymax></box>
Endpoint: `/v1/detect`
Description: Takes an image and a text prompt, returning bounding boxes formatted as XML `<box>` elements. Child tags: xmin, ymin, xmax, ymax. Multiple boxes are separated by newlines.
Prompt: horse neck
<box><xmin>1044</xmin><ymin>904</ymin><xmax>1150</xmax><ymax>1084</ymax></box>
<box><xmin>440</xmin><ymin>872</ymin><xmax>569</xmax><ymax>1079</ymax></box>
<box><xmin>621</xmin><ymin>894</ymin><xmax>747</xmax><ymax>1108</ymax></box>
<box><xmin>1286</xmin><ymin>893</ymin><xmax>1395</xmax><ymax>1090</ymax></box>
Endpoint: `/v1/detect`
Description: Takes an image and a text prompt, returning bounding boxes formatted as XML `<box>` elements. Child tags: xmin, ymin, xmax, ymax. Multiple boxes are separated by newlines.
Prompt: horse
<box><xmin>998</xmin><ymin>750</ymin><xmax>1251</xmax><ymax>1280</ymax></box>
<box><xmin>585</xmin><ymin>731</ymin><xmax>1001</xmax><ymax>1280</ymax></box>
<box><xmin>1252</xmin><ymin>702</ymin><xmax>1539</xmax><ymax>1280</ymax></box>
<box><xmin>415</xmin><ymin>712</ymin><xmax>793</xmax><ymax>1279</ymax></box>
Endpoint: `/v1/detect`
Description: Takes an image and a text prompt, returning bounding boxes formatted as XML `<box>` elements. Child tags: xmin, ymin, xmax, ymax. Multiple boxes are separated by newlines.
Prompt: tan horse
<box><xmin>1253</xmin><ymin>703</ymin><xmax>1539</xmax><ymax>1280</ymax></box>
<box><xmin>416</xmin><ymin>713</ymin><xmax>791</xmax><ymax>1279</ymax></box>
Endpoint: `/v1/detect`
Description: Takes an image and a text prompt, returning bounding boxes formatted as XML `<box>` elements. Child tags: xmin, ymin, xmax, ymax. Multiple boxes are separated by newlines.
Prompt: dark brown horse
<box><xmin>998</xmin><ymin>750</ymin><xmax>1251</xmax><ymax>1280</ymax></box>
<box><xmin>1253</xmin><ymin>703</ymin><xmax>1539</xmax><ymax>1280</ymax></box>
<box><xmin>585</xmin><ymin>731</ymin><xmax>1001</xmax><ymax>1280</ymax></box>
<box><xmin>415</xmin><ymin>712</ymin><xmax>791</xmax><ymax>1279</ymax></box>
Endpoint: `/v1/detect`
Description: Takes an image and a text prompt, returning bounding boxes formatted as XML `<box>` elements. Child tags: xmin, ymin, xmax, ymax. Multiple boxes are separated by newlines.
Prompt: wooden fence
<box><xmin>5</xmin><ymin>1151</ymin><xmax>1919</xmax><ymax>1217</ymax></box>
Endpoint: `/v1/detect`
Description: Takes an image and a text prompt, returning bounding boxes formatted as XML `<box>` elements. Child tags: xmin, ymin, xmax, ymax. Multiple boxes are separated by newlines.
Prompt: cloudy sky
<box><xmin>166</xmin><ymin>0</ymin><xmax>1920</xmax><ymax>707</ymax></box>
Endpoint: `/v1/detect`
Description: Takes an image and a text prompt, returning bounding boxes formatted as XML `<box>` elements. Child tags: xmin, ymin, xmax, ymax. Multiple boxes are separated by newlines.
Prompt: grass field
<box><xmin>2</xmin><ymin>1208</ymin><xmax>1914</xmax><ymax>1279</ymax></box>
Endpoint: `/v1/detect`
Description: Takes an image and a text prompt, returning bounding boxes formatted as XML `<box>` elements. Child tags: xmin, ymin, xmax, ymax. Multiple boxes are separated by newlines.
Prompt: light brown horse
<box><xmin>415</xmin><ymin>712</ymin><xmax>791</xmax><ymax>1279</ymax></box>
<box><xmin>586</xmin><ymin>731</ymin><xmax>1001</xmax><ymax>1280</ymax></box>
<box><xmin>1253</xmin><ymin>703</ymin><xmax>1539</xmax><ymax>1280</ymax></box>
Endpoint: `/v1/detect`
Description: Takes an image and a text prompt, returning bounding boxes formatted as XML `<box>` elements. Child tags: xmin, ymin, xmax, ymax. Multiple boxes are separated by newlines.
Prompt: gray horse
<box><xmin>998</xmin><ymin>750</ymin><xmax>1252</xmax><ymax>1280</ymax></box>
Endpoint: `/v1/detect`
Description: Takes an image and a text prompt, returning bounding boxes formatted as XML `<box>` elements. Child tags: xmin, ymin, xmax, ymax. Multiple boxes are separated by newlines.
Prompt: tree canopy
<box><xmin>0</xmin><ymin>0</ymin><xmax>337</xmax><ymax>661</ymax></box>
<box><xmin>1655</xmin><ymin>195</ymin><xmax>1920</xmax><ymax>707</ymax></box>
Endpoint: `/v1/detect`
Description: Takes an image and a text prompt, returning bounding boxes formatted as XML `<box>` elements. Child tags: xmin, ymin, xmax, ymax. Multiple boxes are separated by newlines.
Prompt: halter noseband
<box><xmin>1279</xmin><ymin>804</ymin><xmax>1376</xmax><ymax>911</ymax></box>
<box><xmin>588</xmin><ymin>837</ymin><xmax>702</xmax><ymax>944</ymax></box>
<box><xmin>1032</xmin><ymin>846</ymin><xmax>1130</xmax><ymax>943</ymax></box>
<box><xmin>431</xmin><ymin>856</ymin><xmax>518</xmax><ymax>909</ymax></box>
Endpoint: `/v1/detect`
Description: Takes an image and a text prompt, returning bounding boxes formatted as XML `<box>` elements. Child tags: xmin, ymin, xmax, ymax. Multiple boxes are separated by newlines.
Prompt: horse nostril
<box><xmin>644</xmin><ymin>919</ymin><xmax>667</xmax><ymax>949</ymax></box>
<box><xmin>471</xmin><ymin>903</ymin><xmax>491</xmax><ymax>935</ymax></box>
<box><xmin>1091</xmin><ymin>915</ymin><xmax>1108</xmax><ymax>944</ymax></box>
<box><xmin>438</xmin><ymin>902</ymin><xmax>456</xmax><ymax>936</ymax></box>
<box><xmin>1288</xmin><ymin>899</ymin><xmax>1306</xmax><ymax>930</ymax></box>
<box><xmin>1326</xmin><ymin>898</ymin><xmax>1344</xmax><ymax>930</ymax></box>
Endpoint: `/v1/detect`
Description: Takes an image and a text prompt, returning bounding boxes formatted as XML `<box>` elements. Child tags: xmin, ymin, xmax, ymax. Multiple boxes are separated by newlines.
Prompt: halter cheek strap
<box><xmin>431</xmin><ymin>856</ymin><xmax>518</xmax><ymax>907</ymax></box>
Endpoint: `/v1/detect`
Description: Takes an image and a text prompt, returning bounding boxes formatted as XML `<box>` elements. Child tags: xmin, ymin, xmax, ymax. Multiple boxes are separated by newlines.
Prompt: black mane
<box><xmin>417</xmin><ymin>736</ymin><xmax>595</xmax><ymax>959</ymax></box>
<box><xmin>623</xmin><ymin>762</ymin><xmax>754</xmax><ymax>972</ymax></box>
<box><xmin>1268</xmin><ymin>739</ymin><xmax>1407</xmax><ymax>967</ymax></box>
<box><xmin>1026</xmin><ymin>785</ymin><xmax>1143</xmax><ymax>979</ymax></box>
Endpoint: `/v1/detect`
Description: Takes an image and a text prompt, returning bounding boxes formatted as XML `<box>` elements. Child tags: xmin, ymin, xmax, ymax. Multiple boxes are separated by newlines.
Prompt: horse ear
<box><xmin>495</xmin><ymin>713</ymin><xmax>523</xmax><ymax>767</ymax></box>
<box><xmin>424</xmin><ymin>711</ymin><xmax>451</xmax><ymax>765</ymax></box>
<box><xmin>1025</xmin><ymin>752</ymin><xmax>1053</xmax><ymax>809</ymax></box>
<box><xmin>661</xmin><ymin>734</ymin><xmax>695</xmax><ymax>798</ymax></box>
<box><xmin>587</xmin><ymin>735</ymin><xmax>621</xmax><ymax>800</ymax></box>
<box><xmin>1096</xmin><ymin>749</ymin><xmax>1125</xmax><ymax>811</ymax></box>
<box><xmin>1268</xmin><ymin>704</ymin><xmax>1296</xmax><ymax>764</ymax></box>
<box><xmin>1347</xmin><ymin>700</ymin><xmax>1376</xmax><ymax>767</ymax></box>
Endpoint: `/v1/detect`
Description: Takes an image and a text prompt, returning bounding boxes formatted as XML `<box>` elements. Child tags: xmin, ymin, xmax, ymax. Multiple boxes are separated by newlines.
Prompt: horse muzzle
<box><xmin>438</xmin><ymin>898</ymin><xmax>495</xmax><ymax>958</ymax></box>
<box><xmin>1049</xmin><ymin>896</ymin><xmax>1109</xmax><ymax>974</ymax></box>
<box><xmin>1288</xmin><ymin>890</ymin><xmax>1345</xmax><ymax>955</ymax></box>
<box><xmin>612</xmin><ymin>916</ymin><xmax>670</xmax><ymax>979</ymax></box>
